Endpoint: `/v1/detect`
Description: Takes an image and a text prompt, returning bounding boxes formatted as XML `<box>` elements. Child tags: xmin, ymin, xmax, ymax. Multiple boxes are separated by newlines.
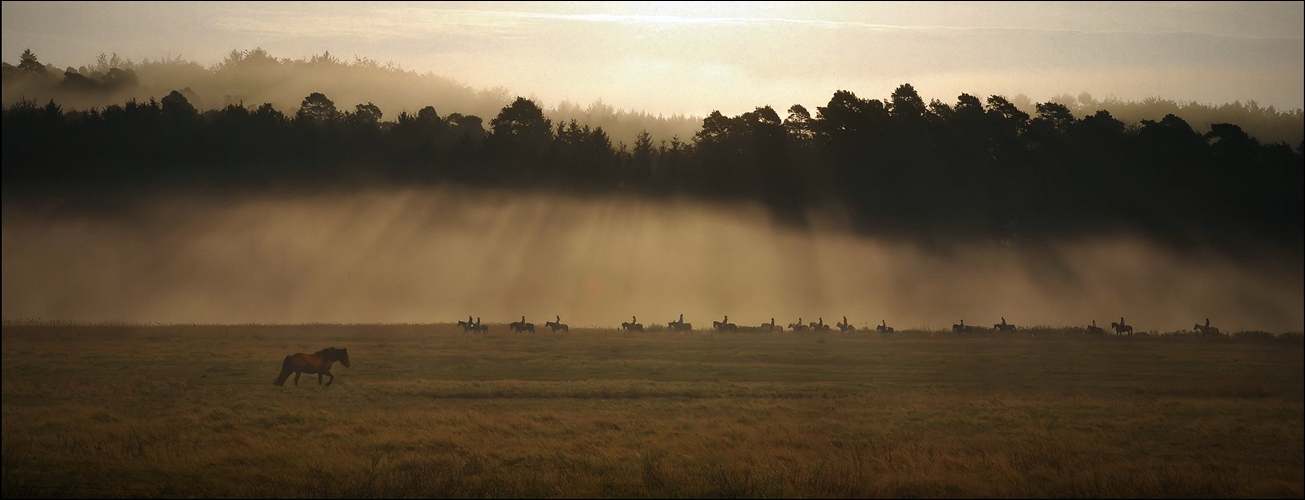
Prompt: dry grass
<box><xmin>2</xmin><ymin>324</ymin><xmax>1302</xmax><ymax>498</ymax></box>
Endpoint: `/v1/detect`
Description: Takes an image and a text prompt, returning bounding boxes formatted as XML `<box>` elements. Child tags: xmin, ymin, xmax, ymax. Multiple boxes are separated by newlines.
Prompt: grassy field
<box><xmin>2</xmin><ymin>323</ymin><xmax>1302</xmax><ymax>498</ymax></box>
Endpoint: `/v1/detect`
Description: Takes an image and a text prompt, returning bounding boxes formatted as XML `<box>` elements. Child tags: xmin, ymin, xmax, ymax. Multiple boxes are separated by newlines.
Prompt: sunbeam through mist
<box><xmin>2</xmin><ymin>187</ymin><xmax>1301</xmax><ymax>332</ymax></box>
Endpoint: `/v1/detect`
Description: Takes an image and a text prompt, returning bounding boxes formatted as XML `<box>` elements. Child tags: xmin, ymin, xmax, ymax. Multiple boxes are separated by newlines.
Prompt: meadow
<box><xmin>2</xmin><ymin>323</ymin><xmax>1301</xmax><ymax>498</ymax></box>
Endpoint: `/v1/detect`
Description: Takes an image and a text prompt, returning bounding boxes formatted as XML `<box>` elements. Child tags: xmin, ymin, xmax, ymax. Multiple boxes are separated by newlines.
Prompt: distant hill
<box><xmin>0</xmin><ymin>48</ymin><xmax>701</xmax><ymax>147</ymax></box>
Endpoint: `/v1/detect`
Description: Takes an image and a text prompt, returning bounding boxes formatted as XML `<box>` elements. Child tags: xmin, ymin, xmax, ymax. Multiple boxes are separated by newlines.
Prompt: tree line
<box><xmin>3</xmin><ymin>75</ymin><xmax>1302</xmax><ymax>250</ymax></box>
<box><xmin>7</xmin><ymin>47</ymin><xmax>1303</xmax><ymax>145</ymax></box>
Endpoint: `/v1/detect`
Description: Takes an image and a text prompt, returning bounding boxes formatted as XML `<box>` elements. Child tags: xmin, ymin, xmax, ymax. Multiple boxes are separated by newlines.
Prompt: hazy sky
<box><xmin>3</xmin><ymin>1</ymin><xmax>1303</xmax><ymax>116</ymax></box>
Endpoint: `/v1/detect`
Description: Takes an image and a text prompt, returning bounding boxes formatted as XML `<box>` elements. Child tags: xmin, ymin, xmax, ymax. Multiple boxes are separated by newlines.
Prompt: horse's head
<box><xmin>334</xmin><ymin>348</ymin><xmax>351</xmax><ymax>368</ymax></box>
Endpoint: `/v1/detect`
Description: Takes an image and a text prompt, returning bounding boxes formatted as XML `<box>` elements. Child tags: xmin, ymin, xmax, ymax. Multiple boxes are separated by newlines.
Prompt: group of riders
<box><xmin>457</xmin><ymin>316</ymin><xmax>489</xmax><ymax>334</ymax></box>
<box><xmin>460</xmin><ymin>315</ymin><xmax>572</xmax><ymax>334</ymax></box>
<box><xmin>458</xmin><ymin>314</ymin><xmax>893</xmax><ymax>334</ymax></box>
<box><xmin>458</xmin><ymin>315</ymin><xmax>1222</xmax><ymax>336</ymax></box>
<box><xmin>953</xmin><ymin>317</ymin><xmax>1018</xmax><ymax>333</ymax></box>
<box><xmin>685</xmin><ymin>315</ymin><xmax>895</xmax><ymax>334</ymax></box>
<box><xmin>1086</xmin><ymin>317</ymin><xmax>1138</xmax><ymax>336</ymax></box>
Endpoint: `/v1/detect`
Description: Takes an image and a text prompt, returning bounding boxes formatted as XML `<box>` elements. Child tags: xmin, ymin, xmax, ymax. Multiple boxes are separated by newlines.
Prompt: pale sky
<box><xmin>3</xmin><ymin>1</ymin><xmax>1303</xmax><ymax>116</ymax></box>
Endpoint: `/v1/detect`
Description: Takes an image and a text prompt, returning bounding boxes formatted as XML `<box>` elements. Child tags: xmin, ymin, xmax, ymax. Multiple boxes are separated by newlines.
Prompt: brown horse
<box><xmin>273</xmin><ymin>347</ymin><xmax>350</xmax><ymax>387</ymax></box>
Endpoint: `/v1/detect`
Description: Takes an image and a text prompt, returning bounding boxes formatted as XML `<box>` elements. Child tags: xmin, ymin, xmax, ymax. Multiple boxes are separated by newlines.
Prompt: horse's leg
<box><xmin>318</xmin><ymin>373</ymin><xmax>324</xmax><ymax>385</ymax></box>
<box><xmin>325</xmin><ymin>371</ymin><xmax>334</xmax><ymax>386</ymax></box>
<box><xmin>293</xmin><ymin>371</ymin><xmax>301</xmax><ymax>387</ymax></box>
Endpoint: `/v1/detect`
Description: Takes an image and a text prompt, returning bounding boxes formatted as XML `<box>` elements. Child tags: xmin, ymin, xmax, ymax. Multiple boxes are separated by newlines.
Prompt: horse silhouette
<box><xmin>762</xmin><ymin>318</ymin><xmax>782</xmax><ymax>332</ymax></box>
<box><xmin>509</xmin><ymin>316</ymin><xmax>535</xmax><ymax>334</ymax></box>
<box><xmin>462</xmin><ymin>316</ymin><xmax>489</xmax><ymax>334</ymax></box>
<box><xmin>712</xmin><ymin>316</ymin><xmax>738</xmax><ymax>333</ymax></box>
<box><xmin>994</xmin><ymin>317</ymin><xmax>1016</xmax><ymax>332</ymax></box>
<box><xmin>789</xmin><ymin>318</ymin><xmax>810</xmax><ymax>333</ymax></box>
<box><xmin>808</xmin><ymin>318</ymin><xmax>832</xmax><ymax>332</ymax></box>
<box><xmin>952</xmin><ymin>320</ymin><xmax>975</xmax><ymax>333</ymax></box>
<box><xmin>546</xmin><ymin>316</ymin><xmax>569</xmax><ymax>333</ymax></box>
<box><xmin>622</xmin><ymin>316</ymin><xmax>644</xmax><ymax>333</ymax></box>
<box><xmin>273</xmin><ymin>347</ymin><xmax>350</xmax><ymax>387</ymax></box>
<box><xmin>876</xmin><ymin>320</ymin><xmax>894</xmax><ymax>333</ymax></box>
<box><xmin>836</xmin><ymin>316</ymin><xmax>855</xmax><ymax>332</ymax></box>
<box><xmin>1194</xmin><ymin>323</ymin><xmax>1220</xmax><ymax>337</ymax></box>
<box><xmin>668</xmin><ymin>317</ymin><xmax>693</xmax><ymax>332</ymax></box>
<box><xmin>1111</xmin><ymin>321</ymin><xmax>1133</xmax><ymax>335</ymax></box>
<box><xmin>1086</xmin><ymin>320</ymin><xmax>1105</xmax><ymax>335</ymax></box>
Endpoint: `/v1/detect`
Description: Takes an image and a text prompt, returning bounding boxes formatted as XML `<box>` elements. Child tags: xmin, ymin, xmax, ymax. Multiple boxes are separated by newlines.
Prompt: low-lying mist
<box><xmin>3</xmin><ymin>187</ymin><xmax>1301</xmax><ymax>332</ymax></box>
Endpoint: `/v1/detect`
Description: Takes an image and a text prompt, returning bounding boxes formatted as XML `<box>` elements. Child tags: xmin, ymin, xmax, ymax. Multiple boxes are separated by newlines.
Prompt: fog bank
<box><xmin>3</xmin><ymin>187</ymin><xmax>1301</xmax><ymax>332</ymax></box>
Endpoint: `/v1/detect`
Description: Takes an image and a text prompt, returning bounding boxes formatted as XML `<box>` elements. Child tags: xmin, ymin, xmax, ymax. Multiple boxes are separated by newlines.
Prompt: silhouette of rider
<box><xmin>678</xmin><ymin>313</ymin><xmax>684</xmax><ymax>324</ymax></box>
<box><xmin>1001</xmin><ymin>317</ymin><xmax>1007</xmax><ymax>325</ymax></box>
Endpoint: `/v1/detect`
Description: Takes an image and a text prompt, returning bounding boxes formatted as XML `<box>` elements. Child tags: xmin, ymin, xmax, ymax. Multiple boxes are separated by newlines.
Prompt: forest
<box><xmin>3</xmin><ymin>48</ymin><xmax>1303</xmax><ymax>252</ymax></box>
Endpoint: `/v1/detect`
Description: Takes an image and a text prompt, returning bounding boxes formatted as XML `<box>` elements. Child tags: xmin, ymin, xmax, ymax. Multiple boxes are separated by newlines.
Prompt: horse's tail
<box><xmin>273</xmin><ymin>355</ymin><xmax>294</xmax><ymax>386</ymax></box>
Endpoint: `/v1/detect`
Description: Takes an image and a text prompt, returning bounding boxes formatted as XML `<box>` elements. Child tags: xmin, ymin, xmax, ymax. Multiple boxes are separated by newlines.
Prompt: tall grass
<box><xmin>3</xmin><ymin>324</ymin><xmax>1302</xmax><ymax>498</ymax></box>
